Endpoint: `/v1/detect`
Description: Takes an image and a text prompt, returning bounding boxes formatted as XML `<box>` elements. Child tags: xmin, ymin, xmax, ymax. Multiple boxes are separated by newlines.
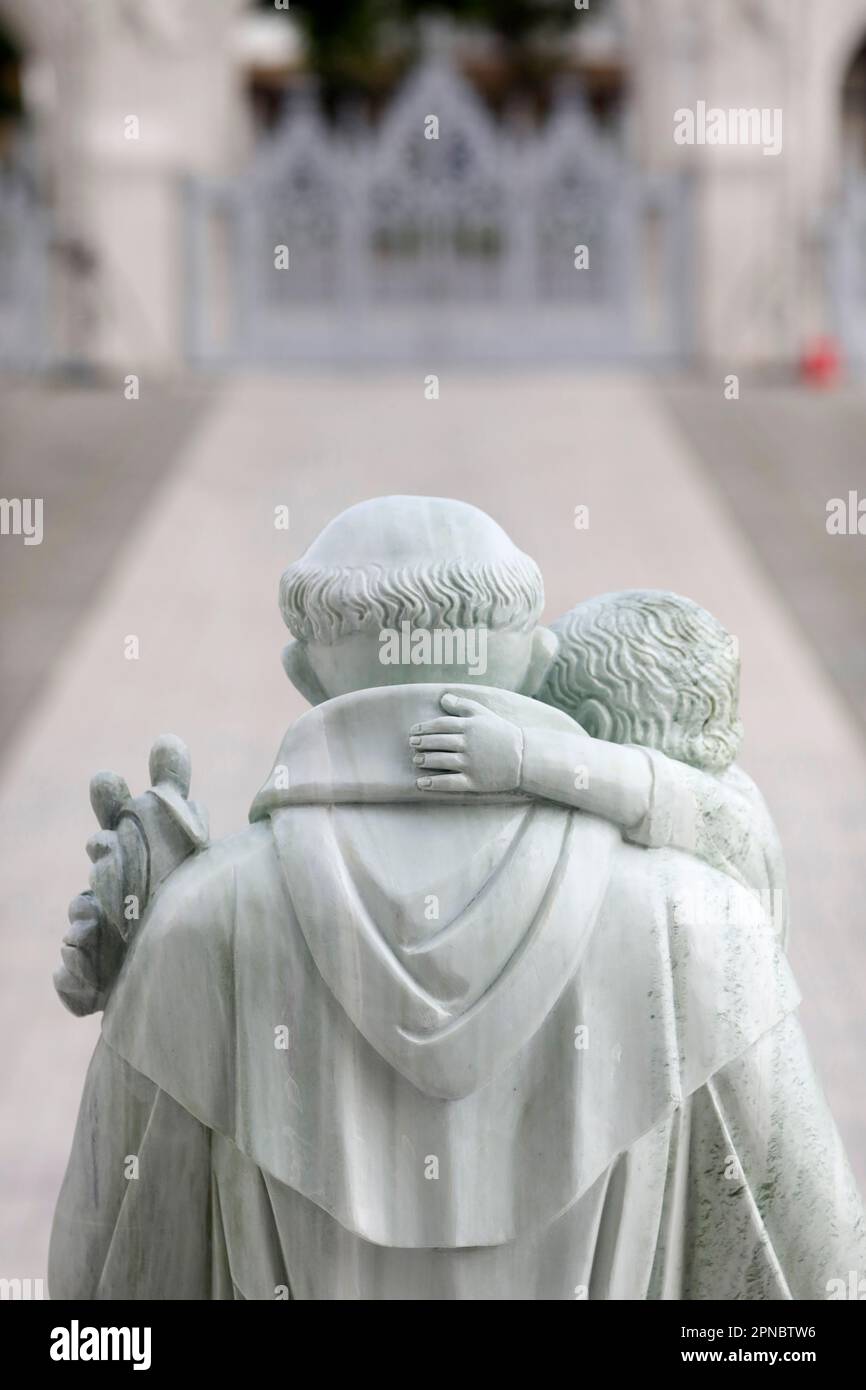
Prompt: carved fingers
<box><xmin>53</xmin><ymin>891</ymin><xmax>125</xmax><ymax>1017</ymax></box>
<box><xmin>90</xmin><ymin>771</ymin><xmax>131</xmax><ymax>829</ymax></box>
<box><xmin>409</xmin><ymin>692</ymin><xmax>524</xmax><ymax>794</ymax></box>
<box><xmin>439</xmin><ymin>693</ymin><xmax>490</xmax><ymax>717</ymax></box>
<box><xmin>55</xmin><ymin>734</ymin><xmax>209</xmax><ymax>1019</ymax></box>
<box><xmin>410</xmin><ymin>734</ymin><xmax>466</xmax><ymax>753</ymax></box>
<box><xmin>415</xmin><ymin>773</ymin><xmax>473</xmax><ymax>794</ymax></box>
<box><xmin>86</xmin><ymin>817</ymin><xmax>147</xmax><ymax>940</ymax></box>
<box><xmin>149</xmin><ymin>733</ymin><xmax>191</xmax><ymax>796</ymax></box>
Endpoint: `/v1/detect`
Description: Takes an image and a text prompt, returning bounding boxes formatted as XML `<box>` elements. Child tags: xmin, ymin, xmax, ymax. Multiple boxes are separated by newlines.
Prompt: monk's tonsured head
<box><xmin>279</xmin><ymin>496</ymin><xmax>557</xmax><ymax>704</ymax></box>
<box><xmin>539</xmin><ymin>590</ymin><xmax>742</xmax><ymax>773</ymax></box>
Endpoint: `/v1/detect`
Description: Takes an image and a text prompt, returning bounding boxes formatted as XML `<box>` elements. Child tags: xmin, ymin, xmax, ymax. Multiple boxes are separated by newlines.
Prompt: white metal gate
<box><xmin>187</xmin><ymin>57</ymin><xmax>691</xmax><ymax>366</ymax></box>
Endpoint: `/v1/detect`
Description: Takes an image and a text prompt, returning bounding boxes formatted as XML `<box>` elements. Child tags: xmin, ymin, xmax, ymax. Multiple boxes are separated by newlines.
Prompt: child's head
<box><xmin>539</xmin><ymin>590</ymin><xmax>742</xmax><ymax>772</ymax></box>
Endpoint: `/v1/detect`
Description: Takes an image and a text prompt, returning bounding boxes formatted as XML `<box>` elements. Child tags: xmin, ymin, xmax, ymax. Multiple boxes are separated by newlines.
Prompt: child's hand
<box><xmin>409</xmin><ymin>693</ymin><xmax>524</xmax><ymax>794</ymax></box>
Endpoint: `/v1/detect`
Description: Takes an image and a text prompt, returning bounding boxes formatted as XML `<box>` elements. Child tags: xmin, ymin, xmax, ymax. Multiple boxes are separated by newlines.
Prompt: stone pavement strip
<box><xmin>1</xmin><ymin>371</ymin><xmax>864</xmax><ymax>1280</ymax></box>
<box><xmin>663</xmin><ymin>382</ymin><xmax>866</xmax><ymax>737</ymax></box>
<box><xmin>0</xmin><ymin>380</ymin><xmax>214</xmax><ymax>759</ymax></box>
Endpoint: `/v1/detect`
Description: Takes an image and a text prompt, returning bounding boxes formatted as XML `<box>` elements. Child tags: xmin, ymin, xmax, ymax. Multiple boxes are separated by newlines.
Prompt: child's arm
<box><xmin>529</xmin><ymin>723</ymin><xmax>789</xmax><ymax>946</ymax></box>
<box><xmin>409</xmin><ymin>693</ymin><xmax>653</xmax><ymax>830</ymax></box>
<box><xmin>518</xmin><ymin>723</ymin><xmax>653</xmax><ymax>830</ymax></box>
<box><xmin>410</xmin><ymin>694</ymin><xmax>787</xmax><ymax>945</ymax></box>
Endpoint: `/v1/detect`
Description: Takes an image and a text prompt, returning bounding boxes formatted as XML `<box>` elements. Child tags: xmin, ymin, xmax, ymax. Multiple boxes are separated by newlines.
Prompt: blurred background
<box><xmin>2</xmin><ymin>0</ymin><xmax>866</xmax><ymax>1289</ymax></box>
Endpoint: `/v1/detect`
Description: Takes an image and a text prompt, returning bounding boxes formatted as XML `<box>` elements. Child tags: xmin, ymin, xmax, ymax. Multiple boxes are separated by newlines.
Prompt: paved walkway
<box><xmin>664</xmin><ymin>381</ymin><xmax>866</xmax><ymax>736</ymax></box>
<box><xmin>2</xmin><ymin>371</ymin><xmax>865</xmax><ymax>1280</ymax></box>
<box><xmin>0</xmin><ymin>380</ymin><xmax>213</xmax><ymax>758</ymax></box>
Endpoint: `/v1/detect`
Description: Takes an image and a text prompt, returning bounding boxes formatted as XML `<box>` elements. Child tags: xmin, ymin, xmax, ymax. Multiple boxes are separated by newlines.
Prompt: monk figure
<box><xmin>50</xmin><ymin>497</ymin><xmax>865</xmax><ymax>1300</ymax></box>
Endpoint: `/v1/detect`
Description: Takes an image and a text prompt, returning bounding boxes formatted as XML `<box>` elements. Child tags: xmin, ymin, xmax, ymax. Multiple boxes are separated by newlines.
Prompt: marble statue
<box><xmin>50</xmin><ymin>496</ymin><xmax>866</xmax><ymax>1300</ymax></box>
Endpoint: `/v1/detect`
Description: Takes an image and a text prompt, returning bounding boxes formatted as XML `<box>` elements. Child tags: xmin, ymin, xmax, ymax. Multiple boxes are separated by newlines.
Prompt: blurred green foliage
<box><xmin>289</xmin><ymin>1</ymin><xmax>587</xmax><ymax>53</ymax></box>
<box><xmin>259</xmin><ymin>1</ymin><xmax>601</xmax><ymax>105</ymax></box>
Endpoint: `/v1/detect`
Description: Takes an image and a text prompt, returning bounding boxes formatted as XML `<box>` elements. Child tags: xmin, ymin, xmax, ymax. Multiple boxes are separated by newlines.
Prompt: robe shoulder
<box><xmin>107</xmin><ymin>822</ymin><xmax>279</xmax><ymax>983</ymax></box>
<box><xmin>101</xmin><ymin>821</ymin><xmax>291</xmax><ymax>1086</ymax></box>
<box><xmin>98</xmin><ymin>809</ymin><xmax>802</xmax><ymax>1250</ymax></box>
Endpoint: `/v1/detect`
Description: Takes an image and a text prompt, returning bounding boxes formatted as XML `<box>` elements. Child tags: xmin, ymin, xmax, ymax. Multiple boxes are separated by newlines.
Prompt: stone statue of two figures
<box><xmin>50</xmin><ymin>496</ymin><xmax>866</xmax><ymax>1301</ymax></box>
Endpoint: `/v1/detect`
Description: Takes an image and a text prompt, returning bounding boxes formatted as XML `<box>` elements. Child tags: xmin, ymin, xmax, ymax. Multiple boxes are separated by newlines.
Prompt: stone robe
<box><xmin>49</xmin><ymin>685</ymin><xmax>866</xmax><ymax>1299</ymax></box>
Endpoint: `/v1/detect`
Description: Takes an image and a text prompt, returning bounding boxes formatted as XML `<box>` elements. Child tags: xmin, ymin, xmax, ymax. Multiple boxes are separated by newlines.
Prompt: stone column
<box><xmin>5</xmin><ymin>0</ymin><xmax>251</xmax><ymax>373</ymax></box>
<box><xmin>622</xmin><ymin>0</ymin><xmax>835</xmax><ymax>370</ymax></box>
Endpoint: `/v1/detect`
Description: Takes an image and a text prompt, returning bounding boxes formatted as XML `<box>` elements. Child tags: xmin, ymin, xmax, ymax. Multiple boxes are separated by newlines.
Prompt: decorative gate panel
<box><xmin>187</xmin><ymin>57</ymin><xmax>690</xmax><ymax>367</ymax></box>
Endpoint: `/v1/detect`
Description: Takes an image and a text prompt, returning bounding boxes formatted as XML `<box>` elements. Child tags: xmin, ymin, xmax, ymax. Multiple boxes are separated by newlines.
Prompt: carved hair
<box><xmin>540</xmin><ymin>590</ymin><xmax>742</xmax><ymax>772</ymax></box>
<box><xmin>279</xmin><ymin>556</ymin><xmax>545</xmax><ymax>643</ymax></box>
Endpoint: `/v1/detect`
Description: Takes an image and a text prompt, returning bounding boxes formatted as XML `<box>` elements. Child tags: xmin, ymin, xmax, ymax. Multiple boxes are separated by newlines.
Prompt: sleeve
<box><xmin>520</xmin><ymin>727</ymin><xmax>653</xmax><ymax>831</ymax></box>
<box><xmin>652</xmin><ymin>1012</ymin><xmax>866</xmax><ymax>1300</ymax></box>
<box><xmin>48</xmin><ymin>1036</ymin><xmax>221</xmax><ymax>1300</ymax></box>
<box><xmin>625</xmin><ymin>752</ymin><xmax>788</xmax><ymax>947</ymax></box>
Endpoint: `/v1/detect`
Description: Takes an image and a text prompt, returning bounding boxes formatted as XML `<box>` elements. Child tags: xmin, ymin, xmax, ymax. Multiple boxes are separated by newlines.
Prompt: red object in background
<box><xmin>800</xmin><ymin>335</ymin><xmax>842</xmax><ymax>388</ymax></box>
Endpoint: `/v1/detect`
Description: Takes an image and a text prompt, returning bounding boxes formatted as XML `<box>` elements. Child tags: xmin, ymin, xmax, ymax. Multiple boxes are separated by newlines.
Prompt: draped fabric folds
<box><xmin>49</xmin><ymin>685</ymin><xmax>866</xmax><ymax>1299</ymax></box>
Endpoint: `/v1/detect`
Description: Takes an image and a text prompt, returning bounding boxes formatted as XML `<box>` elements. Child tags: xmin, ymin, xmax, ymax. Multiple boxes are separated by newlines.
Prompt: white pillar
<box><xmin>4</xmin><ymin>0</ymin><xmax>252</xmax><ymax>373</ymax></box>
<box><xmin>622</xmin><ymin>0</ymin><xmax>855</xmax><ymax>369</ymax></box>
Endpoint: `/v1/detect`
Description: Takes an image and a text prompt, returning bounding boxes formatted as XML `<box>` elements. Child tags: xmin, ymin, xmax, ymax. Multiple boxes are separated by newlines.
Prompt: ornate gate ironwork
<box><xmin>187</xmin><ymin>57</ymin><xmax>691</xmax><ymax>366</ymax></box>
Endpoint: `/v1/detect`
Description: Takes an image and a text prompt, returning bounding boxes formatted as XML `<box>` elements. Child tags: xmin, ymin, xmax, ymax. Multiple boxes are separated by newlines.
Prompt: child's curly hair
<box><xmin>538</xmin><ymin>590</ymin><xmax>742</xmax><ymax>773</ymax></box>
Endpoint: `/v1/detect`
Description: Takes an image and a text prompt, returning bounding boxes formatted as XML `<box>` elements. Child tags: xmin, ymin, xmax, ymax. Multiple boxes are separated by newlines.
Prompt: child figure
<box><xmin>410</xmin><ymin>589</ymin><xmax>788</xmax><ymax>947</ymax></box>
